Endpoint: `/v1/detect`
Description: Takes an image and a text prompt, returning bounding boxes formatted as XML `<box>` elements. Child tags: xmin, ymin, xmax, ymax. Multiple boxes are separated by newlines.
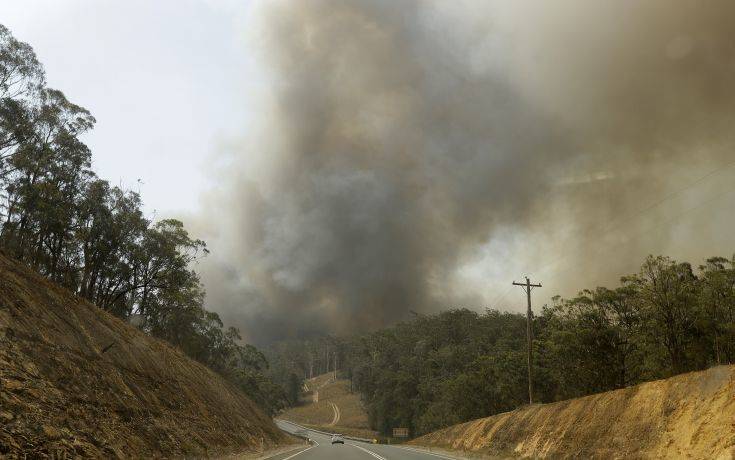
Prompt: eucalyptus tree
<box><xmin>0</xmin><ymin>23</ymin><xmax>289</xmax><ymax>414</ymax></box>
<box><xmin>699</xmin><ymin>256</ymin><xmax>735</xmax><ymax>364</ymax></box>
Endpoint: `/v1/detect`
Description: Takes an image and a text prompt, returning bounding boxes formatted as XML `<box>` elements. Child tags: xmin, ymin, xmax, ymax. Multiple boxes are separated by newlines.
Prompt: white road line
<box><xmin>349</xmin><ymin>443</ymin><xmax>387</xmax><ymax>460</ymax></box>
<box><xmin>278</xmin><ymin>439</ymin><xmax>319</xmax><ymax>460</ymax></box>
<box><xmin>396</xmin><ymin>445</ymin><xmax>461</xmax><ymax>459</ymax></box>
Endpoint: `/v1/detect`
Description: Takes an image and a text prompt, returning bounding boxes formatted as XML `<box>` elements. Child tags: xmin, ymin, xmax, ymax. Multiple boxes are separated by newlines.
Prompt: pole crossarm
<box><xmin>513</xmin><ymin>280</ymin><xmax>542</xmax><ymax>289</ymax></box>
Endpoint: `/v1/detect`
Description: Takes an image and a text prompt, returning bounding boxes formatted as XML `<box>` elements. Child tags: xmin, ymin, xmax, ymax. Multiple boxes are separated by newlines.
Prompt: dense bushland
<box><xmin>269</xmin><ymin>254</ymin><xmax>735</xmax><ymax>435</ymax></box>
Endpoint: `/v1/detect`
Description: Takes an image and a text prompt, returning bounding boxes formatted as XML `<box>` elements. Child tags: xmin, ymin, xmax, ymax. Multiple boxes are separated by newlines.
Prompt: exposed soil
<box><xmin>0</xmin><ymin>252</ymin><xmax>291</xmax><ymax>458</ymax></box>
<box><xmin>412</xmin><ymin>365</ymin><xmax>735</xmax><ymax>459</ymax></box>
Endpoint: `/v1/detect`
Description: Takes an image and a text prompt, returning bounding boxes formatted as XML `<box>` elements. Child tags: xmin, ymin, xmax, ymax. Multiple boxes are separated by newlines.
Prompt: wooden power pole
<box><xmin>513</xmin><ymin>276</ymin><xmax>542</xmax><ymax>404</ymax></box>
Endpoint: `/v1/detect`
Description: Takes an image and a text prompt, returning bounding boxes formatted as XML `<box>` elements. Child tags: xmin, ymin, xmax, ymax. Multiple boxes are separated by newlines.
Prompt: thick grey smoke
<box><xmin>194</xmin><ymin>0</ymin><xmax>735</xmax><ymax>344</ymax></box>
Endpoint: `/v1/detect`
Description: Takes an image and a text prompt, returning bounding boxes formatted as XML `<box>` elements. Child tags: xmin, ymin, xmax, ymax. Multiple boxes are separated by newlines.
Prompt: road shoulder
<box><xmin>219</xmin><ymin>439</ymin><xmax>311</xmax><ymax>459</ymax></box>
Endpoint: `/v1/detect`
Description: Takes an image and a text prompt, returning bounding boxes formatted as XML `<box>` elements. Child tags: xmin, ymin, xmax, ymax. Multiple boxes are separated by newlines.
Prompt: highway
<box><xmin>269</xmin><ymin>420</ymin><xmax>465</xmax><ymax>460</ymax></box>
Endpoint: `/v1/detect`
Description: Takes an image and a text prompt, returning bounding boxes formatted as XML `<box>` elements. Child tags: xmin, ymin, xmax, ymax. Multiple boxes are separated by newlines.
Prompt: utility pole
<box><xmin>513</xmin><ymin>276</ymin><xmax>542</xmax><ymax>405</ymax></box>
<box><xmin>333</xmin><ymin>352</ymin><xmax>337</xmax><ymax>380</ymax></box>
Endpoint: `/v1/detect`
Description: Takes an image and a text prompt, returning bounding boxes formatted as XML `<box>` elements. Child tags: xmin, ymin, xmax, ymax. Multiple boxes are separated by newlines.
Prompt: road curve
<box><xmin>270</xmin><ymin>420</ymin><xmax>466</xmax><ymax>460</ymax></box>
<box><xmin>327</xmin><ymin>402</ymin><xmax>341</xmax><ymax>426</ymax></box>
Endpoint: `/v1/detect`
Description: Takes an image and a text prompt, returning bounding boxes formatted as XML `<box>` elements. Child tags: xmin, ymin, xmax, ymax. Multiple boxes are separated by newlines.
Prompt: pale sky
<box><xmin>0</xmin><ymin>0</ymin><xmax>259</xmax><ymax>216</ymax></box>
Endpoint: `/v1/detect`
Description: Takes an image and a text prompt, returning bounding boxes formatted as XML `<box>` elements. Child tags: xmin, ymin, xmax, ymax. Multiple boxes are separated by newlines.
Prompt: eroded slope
<box><xmin>0</xmin><ymin>252</ymin><xmax>290</xmax><ymax>458</ymax></box>
<box><xmin>412</xmin><ymin>365</ymin><xmax>735</xmax><ymax>459</ymax></box>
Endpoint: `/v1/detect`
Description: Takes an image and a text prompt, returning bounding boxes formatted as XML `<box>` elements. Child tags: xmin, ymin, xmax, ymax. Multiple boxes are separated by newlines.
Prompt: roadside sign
<box><xmin>393</xmin><ymin>427</ymin><xmax>409</xmax><ymax>438</ymax></box>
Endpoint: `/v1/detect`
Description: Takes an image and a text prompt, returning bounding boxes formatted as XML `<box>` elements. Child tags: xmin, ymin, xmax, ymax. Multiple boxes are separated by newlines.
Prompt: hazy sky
<box><xmin>3</xmin><ymin>1</ymin><xmax>734</xmax><ymax>343</ymax></box>
<box><xmin>0</xmin><ymin>0</ymin><xmax>258</xmax><ymax>215</ymax></box>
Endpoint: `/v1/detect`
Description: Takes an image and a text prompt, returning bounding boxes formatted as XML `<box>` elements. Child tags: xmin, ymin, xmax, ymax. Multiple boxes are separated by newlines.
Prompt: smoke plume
<box><xmin>194</xmin><ymin>0</ymin><xmax>735</xmax><ymax>344</ymax></box>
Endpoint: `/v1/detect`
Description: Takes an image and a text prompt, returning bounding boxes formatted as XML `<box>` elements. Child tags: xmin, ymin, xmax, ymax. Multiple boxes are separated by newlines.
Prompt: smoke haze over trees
<box><xmin>269</xmin><ymin>253</ymin><xmax>735</xmax><ymax>436</ymax></box>
<box><xmin>195</xmin><ymin>0</ymin><xmax>735</xmax><ymax>344</ymax></box>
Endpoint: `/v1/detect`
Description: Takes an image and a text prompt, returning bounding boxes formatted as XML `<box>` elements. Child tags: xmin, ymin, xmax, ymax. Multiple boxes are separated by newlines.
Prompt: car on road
<box><xmin>331</xmin><ymin>434</ymin><xmax>344</xmax><ymax>444</ymax></box>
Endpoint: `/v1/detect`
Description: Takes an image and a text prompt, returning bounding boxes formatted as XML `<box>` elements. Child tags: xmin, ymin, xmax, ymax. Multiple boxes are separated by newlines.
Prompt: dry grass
<box><xmin>318</xmin><ymin>379</ymin><xmax>349</xmax><ymax>399</ymax></box>
<box><xmin>279</xmin><ymin>400</ymin><xmax>336</xmax><ymax>426</ymax></box>
<box><xmin>0</xmin><ymin>251</ymin><xmax>291</xmax><ymax>458</ymax></box>
<box><xmin>306</xmin><ymin>372</ymin><xmax>335</xmax><ymax>392</ymax></box>
<box><xmin>330</xmin><ymin>393</ymin><xmax>370</xmax><ymax>429</ymax></box>
<box><xmin>412</xmin><ymin>365</ymin><xmax>735</xmax><ymax>459</ymax></box>
<box><xmin>281</xmin><ymin>372</ymin><xmax>379</xmax><ymax>439</ymax></box>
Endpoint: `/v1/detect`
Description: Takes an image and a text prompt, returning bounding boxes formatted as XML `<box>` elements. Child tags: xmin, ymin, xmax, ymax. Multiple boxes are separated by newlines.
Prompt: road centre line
<box><xmin>349</xmin><ymin>443</ymin><xmax>387</xmax><ymax>460</ymax></box>
<box><xmin>397</xmin><ymin>445</ymin><xmax>461</xmax><ymax>459</ymax></box>
<box><xmin>274</xmin><ymin>439</ymin><xmax>319</xmax><ymax>460</ymax></box>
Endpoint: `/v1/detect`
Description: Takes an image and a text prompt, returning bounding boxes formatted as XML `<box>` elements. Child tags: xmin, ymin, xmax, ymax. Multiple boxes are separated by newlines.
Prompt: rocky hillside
<box><xmin>0</xmin><ymin>252</ymin><xmax>290</xmax><ymax>458</ymax></box>
<box><xmin>412</xmin><ymin>365</ymin><xmax>735</xmax><ymax>459</ymax></box>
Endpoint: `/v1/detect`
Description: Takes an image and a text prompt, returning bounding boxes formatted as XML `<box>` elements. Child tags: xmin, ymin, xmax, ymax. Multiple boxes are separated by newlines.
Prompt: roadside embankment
<box><xmin>0</xmin><ymin>251</ymin><xmax>292</xmax><ymax>457</ymax></box>
<box><xmin>412</xmin><ymin>365</ymin><xmax>735</xmax><ymax>459</ymax></box>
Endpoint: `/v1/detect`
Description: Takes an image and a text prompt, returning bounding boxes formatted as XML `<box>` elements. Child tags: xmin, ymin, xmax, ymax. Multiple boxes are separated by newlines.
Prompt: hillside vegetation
<box><xmin>280</xmin><ymin>373</ymin><xmax>378</xmax><ymax>439</ymax></box>
<box><xmin>269</xmin><ymin>253</ymin><xmax>735</xmax><ymax>437</ymax></box>
<box><xmin>412</xmin><ymin>365</ymin><xmax>735</xmax><ymax>459</ymax></box>
<box><xmin>0</xmin><ymin>252</ymin><xmax>291</xmax><ymax>457</ymax></box>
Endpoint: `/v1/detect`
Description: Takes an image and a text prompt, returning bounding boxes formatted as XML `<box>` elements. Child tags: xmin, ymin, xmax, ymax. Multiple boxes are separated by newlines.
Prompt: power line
<box><xmin>492</xmin><ymin>185</ymin><xmax>734</xmax><ymax>408</ymax></box>
<box><xmin>540</xmin><ymin>184</ymin><xmax>735</xmax><ymax>282</ymax></box>
<box><xmin>595</xmin><ymin>158</ymin><xmax>735</xmax><ymax>238</ymax></box>
<box><xmin>488</xmin><ymin>284</ymin><xmax>514</xmax><ymax>308</ymax></box>
<box><xmin>536</xmin><ymin>160</ymin><xmax>735</xmax><ymax>278</ymax></box>
<box><xmin>487</xmin><ymin>158</ymin><xmax>735</xmax><ymax>310</ymax></box>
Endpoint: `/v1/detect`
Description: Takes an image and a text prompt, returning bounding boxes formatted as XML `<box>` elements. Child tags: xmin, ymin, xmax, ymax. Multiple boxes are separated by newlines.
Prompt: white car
<box><xmin>331</xmin><ymin>434</ymin><xmax>344</xmax><ymax>444</ymax></box>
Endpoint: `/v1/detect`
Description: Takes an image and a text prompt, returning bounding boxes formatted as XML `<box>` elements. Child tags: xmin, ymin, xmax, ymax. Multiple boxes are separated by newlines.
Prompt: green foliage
<box><xmin>537</xmin><ymin>284</ymin><xmax>644</xmax><ymax>399</ymax></box>
<box><xmin>270</xmin><ymin>254</ymin><xmax>735</xmax><ymax>436</ymax></box>
<box><xmin>0</xmin><ymin>23</ymin><xmax>287</xmax><ymax>415</ymax></box>
<box><xmin>539</xmin><ymin>254</ymin><xmax>732</xmax><ymax>401</ymax></box>
<box><xmin>699</xmin><ymin>257</ymin><xmax>735</xmax><ymax>364</ymax></box>
<box><xmin>350</xmin><ymin>310</ymin><xmax>530</xmax><ymax>436</ymax></box>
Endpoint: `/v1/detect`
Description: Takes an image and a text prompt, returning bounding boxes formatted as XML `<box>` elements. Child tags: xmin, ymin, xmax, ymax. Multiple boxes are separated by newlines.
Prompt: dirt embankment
<box><xmin>412</xmin><ymin>365</ymin><xmax>735</xmax><ymax>459</ymax></box>
<box><xmin>0</xmin><ymin>252</ymin><xmax>291</xmax><ymax>458</ymax></box>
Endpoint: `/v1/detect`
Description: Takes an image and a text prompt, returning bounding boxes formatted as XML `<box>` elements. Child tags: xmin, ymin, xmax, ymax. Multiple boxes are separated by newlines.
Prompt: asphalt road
<box><xmin>270</xmin><ymin>420</ymin><xmax>465</xmax><ymax>460</ymax></box>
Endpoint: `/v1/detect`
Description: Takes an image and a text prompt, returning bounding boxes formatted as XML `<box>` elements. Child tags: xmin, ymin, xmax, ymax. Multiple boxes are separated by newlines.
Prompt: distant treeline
<box><xmin>0</xmin><ymin>24</ymin><xmax>290</xmax><ymax>414</ymax></box>
<box><xmin>269</xmin><ymin>254</ymin><xmax>735</xmax><ymax>436</ymax></box>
